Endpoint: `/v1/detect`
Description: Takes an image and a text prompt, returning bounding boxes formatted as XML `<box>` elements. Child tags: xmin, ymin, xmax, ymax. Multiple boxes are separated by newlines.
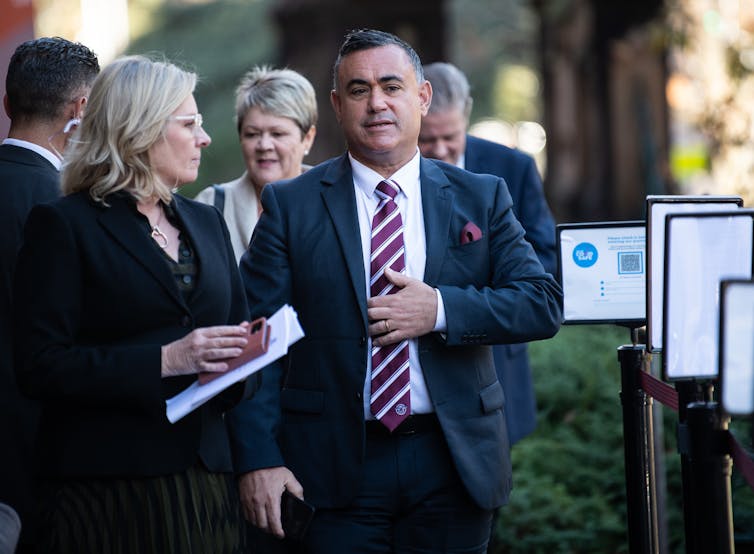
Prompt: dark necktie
<box><xmin>369</xmin><ymin>180</ymin><xmax>410</xmax><ymax>431</ymax></box>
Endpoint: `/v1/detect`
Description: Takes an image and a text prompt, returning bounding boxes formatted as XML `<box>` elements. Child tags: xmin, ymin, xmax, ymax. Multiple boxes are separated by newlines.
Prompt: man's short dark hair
<box><xmin>5</xmin><ymin>36</ymin><xmax>99</xmax><ymax>122</ymax></box>
<box><xmin>332</xmin><ymin>28</ymin><xmax>424</xmax><ymax>90</ymax></box>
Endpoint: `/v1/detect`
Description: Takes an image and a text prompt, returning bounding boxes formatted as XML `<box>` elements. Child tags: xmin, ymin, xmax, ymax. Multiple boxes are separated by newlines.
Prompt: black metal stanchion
<box><xmin>674</xmin><ymin>380</ymin><xmax>706</xmax><ymax>554</ymax></box>
<box><xmin>618</xmin><ymin>342</ymin><xmax>659</xmax><ymax>554</ymax></box>
<box><xmin>685</xmin><ymin>400</ymin><xmax>734</xmax><ymax>554</ymax></box>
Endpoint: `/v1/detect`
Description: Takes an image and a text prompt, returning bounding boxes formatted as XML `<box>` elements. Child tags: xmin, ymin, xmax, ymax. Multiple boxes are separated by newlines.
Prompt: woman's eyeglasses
<box><xmin>169</xmin><ymin>113</ymin><xmax>204</xmax><ymax>135</ymax></box>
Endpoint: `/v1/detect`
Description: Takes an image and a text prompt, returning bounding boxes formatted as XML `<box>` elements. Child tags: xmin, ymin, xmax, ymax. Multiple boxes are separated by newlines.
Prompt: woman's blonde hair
<box><xmin>62</xmin><ymin>55</ymin><xmax>196</xmax><ymax>204</ymax></box>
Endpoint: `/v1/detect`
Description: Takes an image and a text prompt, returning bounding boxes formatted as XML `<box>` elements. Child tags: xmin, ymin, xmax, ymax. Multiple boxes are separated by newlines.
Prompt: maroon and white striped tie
<box><xmin>370</xmin><ymin>180</ymin><xmax>410</xmax><ymax>431</ymax></box>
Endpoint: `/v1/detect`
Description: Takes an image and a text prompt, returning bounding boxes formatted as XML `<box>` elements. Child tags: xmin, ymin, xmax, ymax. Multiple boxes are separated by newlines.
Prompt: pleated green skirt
<box><xmin>37</xmin><ymin>465</ymin><xmax>248</xmax><ymax>554</ymax></box>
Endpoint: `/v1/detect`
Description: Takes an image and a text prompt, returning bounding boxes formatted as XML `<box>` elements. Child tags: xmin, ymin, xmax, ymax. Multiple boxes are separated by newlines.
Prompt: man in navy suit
<box><xmin>419</xmin><ymin>62</ymin><xmax>557</xmax><ymax>445</ymax></box>
<box><xmin>0</xmin><ymin>37</ymin><xmax>98</xmax><ymax>552</ymax></box>
<box><xmin>228</xmin><ymin>29</ymin><xmax>562</xmax><ymax>553</ymax></box>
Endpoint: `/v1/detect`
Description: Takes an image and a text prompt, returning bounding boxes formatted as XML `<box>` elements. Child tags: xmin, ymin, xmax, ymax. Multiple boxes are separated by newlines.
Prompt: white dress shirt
<box><xmin>350</xmin><ymin>150</ymin><xmax>447</xmax><ymax>417</ymax></box>
<box><xmin>2</xmin><ymin>138</ymin><xmax>62</xmax><ymax>170</ymax></box>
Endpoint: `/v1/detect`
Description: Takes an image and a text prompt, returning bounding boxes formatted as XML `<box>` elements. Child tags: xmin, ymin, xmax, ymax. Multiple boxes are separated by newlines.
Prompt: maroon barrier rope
<box><xmin>638</xmin><ymin>370</ymin><xmax>678</xmax><ymax>412</ymax></box>
<box><xmin>636</xmin><ymin>370</ymin><xmax>754</xmax><ymax>492</ymax></box>
<box><xmin>729</xmin><ymin>432</ymin><xmax>754</xmax><ymax>491</ymax></box>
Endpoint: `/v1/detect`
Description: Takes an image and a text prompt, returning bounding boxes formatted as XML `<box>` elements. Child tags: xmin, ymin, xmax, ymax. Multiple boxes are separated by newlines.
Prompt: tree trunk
<box><xmin>534</xmin><ymin>0</ymin><xmax>671</xmax><ymax>222</ymax></box>
<box><xmin>274</xmin><ymin>0</ymin><xmax>447</xmax><ymax>163</ymax></box>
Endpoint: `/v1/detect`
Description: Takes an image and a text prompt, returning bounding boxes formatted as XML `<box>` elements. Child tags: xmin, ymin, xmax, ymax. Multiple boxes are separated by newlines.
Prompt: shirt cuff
<box><xmin>433</xmin><ymin>288</ymin><xmax>447</xmax><ymax>332</ymax></box>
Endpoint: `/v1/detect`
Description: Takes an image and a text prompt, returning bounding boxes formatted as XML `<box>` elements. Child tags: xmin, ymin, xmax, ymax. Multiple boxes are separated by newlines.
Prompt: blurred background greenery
<box><xmin>501</xmin><ymin>325</ymin><xmax>754</xmax><ymax>554</ymax></box>
<box><xmin>25</xmin><ymin>0</ymin><xmax>754</xmax><ymax>220</ymax></box>
<box><xmin>122</xmin><ymin>0</ymin><xmax>549</xmax><ymax>200</ymax></box>
<box><xmin>126</xmin><ymin>0</ymin><xmax>276</xmax><ymax>198</ymax></box>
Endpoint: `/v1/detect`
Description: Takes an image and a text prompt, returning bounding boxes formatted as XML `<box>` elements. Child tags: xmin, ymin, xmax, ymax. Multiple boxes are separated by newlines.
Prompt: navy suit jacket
<box><xmin>0</xmin><ymin>144</ymin><xmax>59</xmax><ymax>544</ymax></box>
<box><xmin>465</xmin><ymin>135</ymin><xmax>557</xmax><ymax>444</ymax></box>
<box><xmin>228</xmin><ymin>154</ymin><xmax>562</xmax><ymax>510</ymax></box>
<box><xmin>13</xmin><ymin>191</ymin><xmax>252</xmax><ymax>478</ymax></box>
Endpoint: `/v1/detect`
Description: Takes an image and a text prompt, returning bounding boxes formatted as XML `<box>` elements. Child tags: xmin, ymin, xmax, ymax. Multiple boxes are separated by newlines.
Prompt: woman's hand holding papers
<box><xmin>160</xmin><ymin>322</ymin><xmax>249</xmax><ymax>378</ymax></box>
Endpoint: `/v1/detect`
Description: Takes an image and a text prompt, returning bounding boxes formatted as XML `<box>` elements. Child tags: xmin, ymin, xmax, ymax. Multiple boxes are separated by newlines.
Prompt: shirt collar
<box><xmin>349</xmin><ymin>148</ymin><xmax>421</xmax><ymax>200</ymax></box>
<box><xmin>2</xmin><ymin>138</ymin><xmax>62</xmax><ymax>170</ymax></box>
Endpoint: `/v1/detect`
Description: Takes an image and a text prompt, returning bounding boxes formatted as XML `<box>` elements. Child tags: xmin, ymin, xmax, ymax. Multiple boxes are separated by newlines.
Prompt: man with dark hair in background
<box><xmin>0</xmin><ymin>36</ymin><xmax>99</xmax><ymax>552</ymax></box>
<box><xmin>228</xmin><ymin>29</ymin><xmax>561</xmax><ymax>553</ymax></box>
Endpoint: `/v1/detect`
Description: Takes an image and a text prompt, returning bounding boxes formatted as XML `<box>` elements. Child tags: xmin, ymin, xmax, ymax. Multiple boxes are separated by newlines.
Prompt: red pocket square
<box><xmin>460</xmin><ymin>221</ymin><xmax>482</xmax><ymax>244</ymax></box>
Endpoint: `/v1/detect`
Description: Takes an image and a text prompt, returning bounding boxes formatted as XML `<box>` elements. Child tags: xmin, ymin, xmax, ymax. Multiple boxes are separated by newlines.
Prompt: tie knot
<box><xmin>376</xmin><ymin>180</ymin><xmax>399</xmax><ymax>201</ymax></box>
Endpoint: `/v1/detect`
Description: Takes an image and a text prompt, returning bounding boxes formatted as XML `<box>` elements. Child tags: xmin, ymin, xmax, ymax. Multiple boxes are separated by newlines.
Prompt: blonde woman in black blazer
<box><xmin>12</xmin><ymin>56</ymin><xmax>255</xmax><ymax>553</ymax></box>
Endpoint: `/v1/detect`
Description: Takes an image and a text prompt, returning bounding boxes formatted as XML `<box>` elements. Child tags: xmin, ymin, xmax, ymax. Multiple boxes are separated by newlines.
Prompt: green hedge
<box><xmin>492</xmin><ymin>325</ymin><xmax>754</xmax><ymax>553</ymax></box>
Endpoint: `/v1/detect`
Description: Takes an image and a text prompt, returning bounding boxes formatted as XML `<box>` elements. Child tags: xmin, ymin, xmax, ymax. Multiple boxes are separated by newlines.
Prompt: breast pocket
<box><xmin>441</xmin><ymin>239</ymin><xmax>490</xmax><ymax>287</ymax></box>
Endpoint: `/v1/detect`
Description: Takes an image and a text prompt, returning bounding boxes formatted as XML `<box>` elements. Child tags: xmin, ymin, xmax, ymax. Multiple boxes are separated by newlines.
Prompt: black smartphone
<box><xmin>281</xmin><ymin>489</ymin><xmax>315</xmax><ymax>541</ymax></box>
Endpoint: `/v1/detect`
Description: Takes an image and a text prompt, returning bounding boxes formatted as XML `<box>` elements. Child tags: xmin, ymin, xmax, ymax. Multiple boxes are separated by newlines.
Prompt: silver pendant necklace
<box><xmin>150</xmin><ymin>205</ymin><xmax>169</xmax><ymax>249</ymax></box>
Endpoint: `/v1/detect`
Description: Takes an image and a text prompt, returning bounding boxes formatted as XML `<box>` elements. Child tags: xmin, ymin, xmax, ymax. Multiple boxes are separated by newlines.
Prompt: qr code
<box><xmin>618</xmin><ymin>252</ymin><xmax>643</xmax><ymax>274</ymax></box>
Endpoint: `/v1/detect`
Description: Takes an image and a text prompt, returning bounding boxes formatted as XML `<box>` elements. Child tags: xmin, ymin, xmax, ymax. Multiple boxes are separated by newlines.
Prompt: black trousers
<box><xmin>296</xmin><ymin>415</ymin><xmax>492</xmax><ymax>554</ymax></box>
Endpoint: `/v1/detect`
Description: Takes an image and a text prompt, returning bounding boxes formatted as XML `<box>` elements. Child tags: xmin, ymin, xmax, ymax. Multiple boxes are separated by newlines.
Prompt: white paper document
<box><xmin>166</xmin><ymin>304</ymin><xmax>304</xmax><ymax>423</ymax></box>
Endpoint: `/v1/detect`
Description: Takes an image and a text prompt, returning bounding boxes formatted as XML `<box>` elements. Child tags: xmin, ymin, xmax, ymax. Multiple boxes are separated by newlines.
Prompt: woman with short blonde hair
<box><xmin>196</xmin><ymin>65</ymin><xmax>318</xmax><ymax>261</ymax></box>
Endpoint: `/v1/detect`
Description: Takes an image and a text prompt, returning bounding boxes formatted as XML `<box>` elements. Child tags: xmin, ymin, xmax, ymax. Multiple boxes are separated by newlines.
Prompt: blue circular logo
<box><xmin>573</xmin><ymin>242</ymin><xmax>598</xmax><ymax>268</ymax></box>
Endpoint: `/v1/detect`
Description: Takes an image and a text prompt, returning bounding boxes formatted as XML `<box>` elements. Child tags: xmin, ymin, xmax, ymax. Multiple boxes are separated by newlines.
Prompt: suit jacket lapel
<box><xmin>420</xmin><ymin>158</ymin><xmax>453</xmax><ymax>285</ymax></box>
<box><xmin>97</xmin><ymin>194</ymin><xmax>186</xmax><ymax>310</ymax></box>
<box><xmin>320</xmin><ymin>155</ymin><xmax>368</xmax><ymax>325</ymax></box>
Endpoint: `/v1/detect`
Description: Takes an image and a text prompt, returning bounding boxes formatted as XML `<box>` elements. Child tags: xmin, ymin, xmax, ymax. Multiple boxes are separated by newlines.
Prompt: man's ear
<box><xmin>302</xmin><ymin>125</ymin><xmax>316</xmax><ymax>154</ymax></box>
<box><xmin>464</xmin><ymin>97</ymin><xmax>474</xmax><ymax>122</ymax></box>
<box><xmin>330</xmin><ymin>89</ymin><xmax>342</xmax><ymax>124</ymax></box>
<box><xmin>3</xmin><ymin>94</ymin><xmax>10</xmax><ymax>118</ymax></box>
<box><xmin>419</xmin><ymin>80</ymin><xmax>432</xmax><ymax>117</ymax></box>
<box><xmin>72</xmin><ymin>95</ymin><xmax>88</xmax><ymax>120</ymax></box>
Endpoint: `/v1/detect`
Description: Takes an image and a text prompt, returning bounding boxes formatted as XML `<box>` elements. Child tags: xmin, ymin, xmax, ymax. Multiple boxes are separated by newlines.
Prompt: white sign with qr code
<box><xmin>558</xmin><ymin>223</ymin><xmax>646</xmax><ymax>324</ymax></box>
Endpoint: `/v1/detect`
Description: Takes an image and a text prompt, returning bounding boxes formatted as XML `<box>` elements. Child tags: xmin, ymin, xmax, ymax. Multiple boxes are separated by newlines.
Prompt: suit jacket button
<box><xmin>180</xmin><ymin>315</ymin><xmax>191</xmax><ymax>327</ymax></box>
<box><xmin>356</xmin><ymin>391</ymin><xmax>362</xmax><ymax>400</ymax></box>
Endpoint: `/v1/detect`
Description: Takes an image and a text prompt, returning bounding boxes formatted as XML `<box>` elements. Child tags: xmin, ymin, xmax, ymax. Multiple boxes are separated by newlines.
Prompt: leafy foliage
<box><xmin>494</xmin><ymin>325</ymin><xmax>629</xmax><ymax>553</ymax></box>
<box><xmin>492</xmin><ymin>325</ymin><xmax>754</xmax><ymax>553</ymax></box>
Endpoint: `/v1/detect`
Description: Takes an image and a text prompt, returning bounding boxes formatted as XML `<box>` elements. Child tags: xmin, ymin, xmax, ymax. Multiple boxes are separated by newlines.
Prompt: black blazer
<box><xmin>13</xmin><ymin>191</ymin><xmax>251</xmax><ymax>478</ymax></box>
<box><xmin>0</xmin><ymin>144</ymin><xmax>59</xmax><ymax>539</ymax></box>
<box><xmin>228</xmin><ymin>154</ymin><xmax>562</xmax><ymax>510</ymax></box>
